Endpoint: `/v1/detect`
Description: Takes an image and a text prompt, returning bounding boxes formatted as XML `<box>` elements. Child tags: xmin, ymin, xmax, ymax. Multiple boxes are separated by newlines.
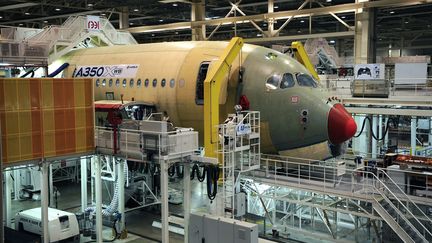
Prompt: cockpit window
<box><xmin>296</xmin><ymin>73</ymin><xmax>317</xmax><ymax>88</ymax></box>
<box><xmin>265</xmin><ymin>74</ymin><xmax>281</xmax><ymax>90</ymax></box>
<box><xmin>280</xmin><ymin>73</ymin><xmax>295</xmax><ymax>89</ymax></box>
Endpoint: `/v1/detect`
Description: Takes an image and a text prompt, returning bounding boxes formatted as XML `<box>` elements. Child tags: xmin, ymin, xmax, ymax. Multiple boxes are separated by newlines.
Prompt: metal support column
<box><xmin>354</xmin><ymin>0</ymin><xmax>376</xmax><ymax>64</ymax></box>
<box><xmin>191</xmin><ymin>0</ymin><xmax>206</xmax><ymax>41</ymax></box>
<box><xmin>95</xmin><ymin>156</ymin><xmax>103</xmax><ymax>243</ymax></box>
<box><xmin>13</xmin><ymin>170</ymin><xmax>19</xmax><ymax>200</ymax></box>
<box><xmin>429</xmin><ymin>118</ymin><xmax>432</xmax><ymax>146</ymax></box>
<box><xmin>384</xmin><ymin>116</ymin><xmax>389</xmax><ymax>148</ymax></box>
<box><xmin>183</xmin><ymin>163</ymin><xmax>191</xmax><ymax>243</ymax></box>
<box><xmin>267</xmin><ymin>0</ymin><xmax>274</xmax><ymax>37</ymax></box>
<box><xmin>49</xmin><ymin>163</ymin><xmax>54</xmax><ymax>207</ymax></box>
<box><xmin>372</xmin><ymin>115</ymin><xmax>378</xmax><ymax>158</ymax></box>
<box><xmin>117</xmin><ymin>159</ymin><xmax>125</xmax><ymax>233</ymax></box>
<box><xmin>378</xmin><ymin>115</ymin><xmax>383</xmax><ymax>153</ymax></box>
<box><xmin>119</xmin><ymin>7</ymin><xmax>129</xmax><ymax>29</ymax></box>
<box><xmin>41</xmin><ymin>162</ymin><xmax>49</xmax><ymax>243</ymax></box>
<box><xmin>411</xmin><ymin>117</ymin><xmax>417</xmax><ymax>155</ymax></box>
<box><xmin>81</xmin><ymin>157</ymin><xmax>88</xmax><ymax>212</ymax></box>
<box><xmin>5</xmin><ymin>169</ymin><xmax>11</xmax><ymax>227</ymax></box>
<box><xmin>160</xmin><ymin>161</ymin><xmax>169</xmax><ymax>243</ymax></box>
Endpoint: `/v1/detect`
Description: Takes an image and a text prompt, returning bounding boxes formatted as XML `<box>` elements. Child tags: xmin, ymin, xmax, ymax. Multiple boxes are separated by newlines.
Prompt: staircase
<box><xmin>0</xmin><ymin>15</ymin><xmax>137</xmax><ymax>65</ymax></box>
<box><xmin>370</xmin><ymin>169</ymin><xmax>432</xmax><ymax>243</ymax></box>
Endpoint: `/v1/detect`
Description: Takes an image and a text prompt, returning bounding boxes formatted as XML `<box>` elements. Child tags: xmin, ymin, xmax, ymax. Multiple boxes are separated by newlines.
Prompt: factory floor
<box><xmin>6</xmin><ymin>172</ymin><xmax>349</xmax><ymax>243</ymax></box>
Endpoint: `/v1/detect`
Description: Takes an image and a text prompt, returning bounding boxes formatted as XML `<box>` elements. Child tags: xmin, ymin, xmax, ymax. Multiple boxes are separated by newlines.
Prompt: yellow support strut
<box><xmin>204</xmin><ymin>37</ymin><xmax>244</xmax><ymax>161</ymax></box>
<box><xmin>291</xmin><ymin>41</ymin><xmax>320</xmax><ymax>81</ymax></box>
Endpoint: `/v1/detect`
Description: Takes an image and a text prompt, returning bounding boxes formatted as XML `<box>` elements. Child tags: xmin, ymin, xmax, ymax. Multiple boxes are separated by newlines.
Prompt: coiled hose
<box><xmin>354</xmin><ymin>116</ymin><xmax>395</xmax><ymax>141</ymax></box>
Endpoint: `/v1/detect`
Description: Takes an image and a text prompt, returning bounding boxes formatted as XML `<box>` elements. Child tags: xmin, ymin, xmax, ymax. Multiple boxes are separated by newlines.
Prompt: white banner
<box><xmin>72</xmin><ymin>64</ymin><xmax>139</xmax><ymax>78</ymax></box>
<box><xmin>354</xmin><ymin>63</ymin><xmax>385</xmax><ymax>80</ymax></box>
<box><xmin>86</xmin><ymin>15</ymin><xmax>101</xmax><ymax>31</ymax></box>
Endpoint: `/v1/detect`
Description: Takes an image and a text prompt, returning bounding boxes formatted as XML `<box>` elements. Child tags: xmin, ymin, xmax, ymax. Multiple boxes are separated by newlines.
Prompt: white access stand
<box><xmin>218</xmin><ymin>111</ymin><xmax>260</xmax><ymax>218</ymax></box>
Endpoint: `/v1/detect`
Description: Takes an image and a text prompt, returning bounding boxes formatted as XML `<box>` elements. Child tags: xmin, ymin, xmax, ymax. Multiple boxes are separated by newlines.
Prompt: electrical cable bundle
<box><xmin>190</xmin><ymin>164</ymin><xmax>206</xmax><ymax>182</ymax></box>
<box><xmin>206</xmin><ymin>165</ymin><xmax>220</xmax><ymax>201</ymax></box>
<box><xmin>354</xmin><ymin>116</ymin><xmax>396</xmax><ymax>141</ymax></box>
<box><xmin>175</xmin><ymin>163</ymin><xmax>183</xmax><ymax>178</ymax></box>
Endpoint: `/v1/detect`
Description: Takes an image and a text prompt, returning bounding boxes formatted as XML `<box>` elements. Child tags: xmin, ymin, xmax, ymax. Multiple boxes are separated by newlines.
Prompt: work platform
<box><xmin>238</xmin><ymin>155</ymin><xmax>432</xmax><ymax>243</ymax></box>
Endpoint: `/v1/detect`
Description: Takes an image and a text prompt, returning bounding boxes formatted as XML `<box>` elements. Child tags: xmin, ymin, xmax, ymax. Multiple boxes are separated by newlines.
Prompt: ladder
<box><xmin>218</xmin><ymin>111</ymin><xmax>260</xmax><ymax>218</ymax></box>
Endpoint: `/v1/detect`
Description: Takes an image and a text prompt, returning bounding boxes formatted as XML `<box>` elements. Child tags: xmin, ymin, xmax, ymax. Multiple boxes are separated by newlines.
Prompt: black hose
<box><xmin>47</xmin><ymin>63</ymin><xmax>69</xmax><ymax>77</ymax></box>
<box><xmin>206</xmin><ymin>165</ymin><xmax>219</xmax><ymax>201</ymax></box>
<box><xmin>168</xmin><ymin>165</ymin><xmax>175</xmax><ymax>177</ymax></box>
<box><xmin>20</xmin><ymin>69</ymin><xmax>34</xmax><ymax>78</ymax></box>
<box><xmin>176</xmin><ymin>163</ymin><xmax>184</xmax><ymax>178</ymax></box>
<box><xmin>354</xmin><ymin>116</ymin><xmax>395</xmax><ymax>141</ymax></box>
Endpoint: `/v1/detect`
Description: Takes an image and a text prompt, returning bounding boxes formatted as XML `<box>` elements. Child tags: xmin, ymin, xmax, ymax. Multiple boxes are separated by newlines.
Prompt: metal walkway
<box><xmin>240</xmin><ymin>155</ymin><xmax>432</xmax><ymax>242</ymax></box>
<box><xmin>0</xmin><ymin>15</ymin><xmax>137</xmax><ymax>66</ymax></box>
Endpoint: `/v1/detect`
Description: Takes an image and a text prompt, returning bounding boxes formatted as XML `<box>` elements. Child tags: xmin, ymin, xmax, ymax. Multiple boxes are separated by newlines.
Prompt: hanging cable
<box><xmin>206</xmin><ymin>165</ymin><xmax>219</xmax><ymax>201</ymax></box>
<box><xmin>354</xmin><ymin>116</ymin><xmax>396</xmax><ymax>141</ymax></box>
<box><xmin>168</xmin><ymin>165</ymin><xmax>175</xmax><ymax>177</ymax></box>
<box><xmin>176</xmin><ymin>163</ymin><xmax>184</xmax><ymax>178</ymax></box>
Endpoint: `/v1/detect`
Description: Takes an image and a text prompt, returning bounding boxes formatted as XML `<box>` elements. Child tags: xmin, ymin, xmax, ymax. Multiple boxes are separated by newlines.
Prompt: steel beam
<box><xmin>128</xmin><ymin>0</ymin><xmax>428</xmax><ymax>34</ymax></box>
<box><xmin>346</xmin><ymin>107</ymin><xmax>432</xmax><ymax>117</ymax></box>
<box><xmin>245</xmin><ymin>31</ymin><xmax>354</xmax><ymax>43</ymax></box>
<box><xmin>0</xmin><ymin>3</ymin><xmax>39</xmax><ymax>11</ymax></box>
<box><xmin>341</xmin><ymin>97</ymin><xmax>432</xmax><ymax>107</ymax></box>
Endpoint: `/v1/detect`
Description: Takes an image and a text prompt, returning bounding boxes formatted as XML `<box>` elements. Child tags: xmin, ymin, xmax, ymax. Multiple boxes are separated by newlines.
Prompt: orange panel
<box><xmin>0</xmin><ymin>78</ymin><xmax>94</xmax><ymax>164</ymax></box>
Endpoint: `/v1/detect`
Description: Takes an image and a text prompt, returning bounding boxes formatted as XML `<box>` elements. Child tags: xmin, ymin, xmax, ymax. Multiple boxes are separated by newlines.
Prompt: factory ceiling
<box><xmin>1</xmin><ymin>0</ymin><xmax>432</xmax><ymax>54</ymax></box>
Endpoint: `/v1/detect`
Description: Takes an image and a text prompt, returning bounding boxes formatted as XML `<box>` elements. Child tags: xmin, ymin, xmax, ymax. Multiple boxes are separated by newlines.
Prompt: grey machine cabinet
<box><xmin>189</xmin><ymin>213</ymin><xmax>258</xmax><ymax>243</ymax></box>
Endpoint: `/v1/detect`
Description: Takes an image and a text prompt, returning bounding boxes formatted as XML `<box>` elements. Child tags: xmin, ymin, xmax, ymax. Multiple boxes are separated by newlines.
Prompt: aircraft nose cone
<box><xmin>328</xmin><ymin>103</ymin><xmax>357</xmax><ymax>144</ymax></box>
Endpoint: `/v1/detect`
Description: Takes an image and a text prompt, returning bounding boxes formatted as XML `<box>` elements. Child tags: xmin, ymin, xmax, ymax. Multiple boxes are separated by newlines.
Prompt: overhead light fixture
<box><xmin>341</xmin><ymin>16</ymin><xmax>346</xmax><ymax>19</ymax></box>
<box><xmin>55</xmin><ymin>8</ymin><xmax>61</xmax><ymax>11</ymax></box>
<box><xmin>297</xmin><ymin>30</ymin><xmax>301</xmax><ymax>33</ymax></box>
<box><xmin>87</xmin><ymin>3</ymin><xmax>93</xmax><ymax>7</ymax></box>
<box><xmin>101</xmin><ymin>13</ymin><xmax>106</xmax><ymax>16</ymax></box>
<box><xmin>0</xmin><ymin>16</ymin><xmax>3</xmax><ymax>19</ymax></box>
<box><xmin>172</xmin><ymin>3</ymin><xmax>178</xmax><ymax>7</ymax></box>
<box><xmin>257</xmin><ymin>33</ymin><xmax>262</xmax><ymax>37</ymax></box>
<box><xmin>133</xmin><ymin>8</ymin><xmax>139</xmax><ymax>12</ymax></box>
<box><xmin>329</xmin><ymin>40</ymin><xmax>335</xmax><ymax>44</ymax></box>
<box><xmin>263</xmin><ymin>23</ymin><xmax>267</xmax><ymax>27</ymax></box>
<box><xmin>405</xmin><ymin>21</ymin><xmax>409</xmax><ymax>24</ymax></box>
<box><xmin>43</xmin><ymin>20</ymin><xmax>48</xmax><ymax>23</ymax></box>
<box><xmin>274</xmin><ymin>6</ymin><xmax>279</xmax><ymax>9</ymax></box>
<box><xmin>151</xmin><ymin>33</ymin><xmax>155</xmax><ymax>37</ymax></box>
<box><xmin>25</xmin><ymin>12</ymin><xmax>30</xmax><ymax>15</ymax></box>
<box><xmin>130</xmin><ymin>22</ymin><xmax>134</xmax><ymax>25</ymax></box>
<box><xmin>300</xmin><ymin>20</ymin><xmax>305</xmax><ymax>23</ymax></box>
<box><xmin>175</xmin><ymin>31</ymin><xmax>178</xmax><ymax>34</ymax></box>
<box><xmin>390</xmin><ymin>11</ymin><xmax>395</xmax><ymax>14</ymax></box>
<box><xmin>205</xmin><ymin>17</ymin><xmax>210</xmax><ymax>20</ymax></box>
<box><xmin>159</xmin><ymin>19</ymin><xmax>164</xmax><ymax>22</ymax></box>
<box><xmin>326</xmin><ymin>0</ymin><xmax>332</xmax><ymax>2</ymax></box>
<box><xmin>19</xmin><ymin>23</ymin><xmax>23</xmax><ymax>26</ymax></box>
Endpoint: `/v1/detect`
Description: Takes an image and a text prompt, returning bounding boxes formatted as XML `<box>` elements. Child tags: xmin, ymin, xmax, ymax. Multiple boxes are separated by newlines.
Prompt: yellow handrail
<box><xmin>203</xmin><ymin>37</ymin><xmax>244</xmax><ymax>161</ymax></box>
<box><xmin>291</xmin><ymin>41</ymin><xmax>320</xmax><ymax>81</ymax></box>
